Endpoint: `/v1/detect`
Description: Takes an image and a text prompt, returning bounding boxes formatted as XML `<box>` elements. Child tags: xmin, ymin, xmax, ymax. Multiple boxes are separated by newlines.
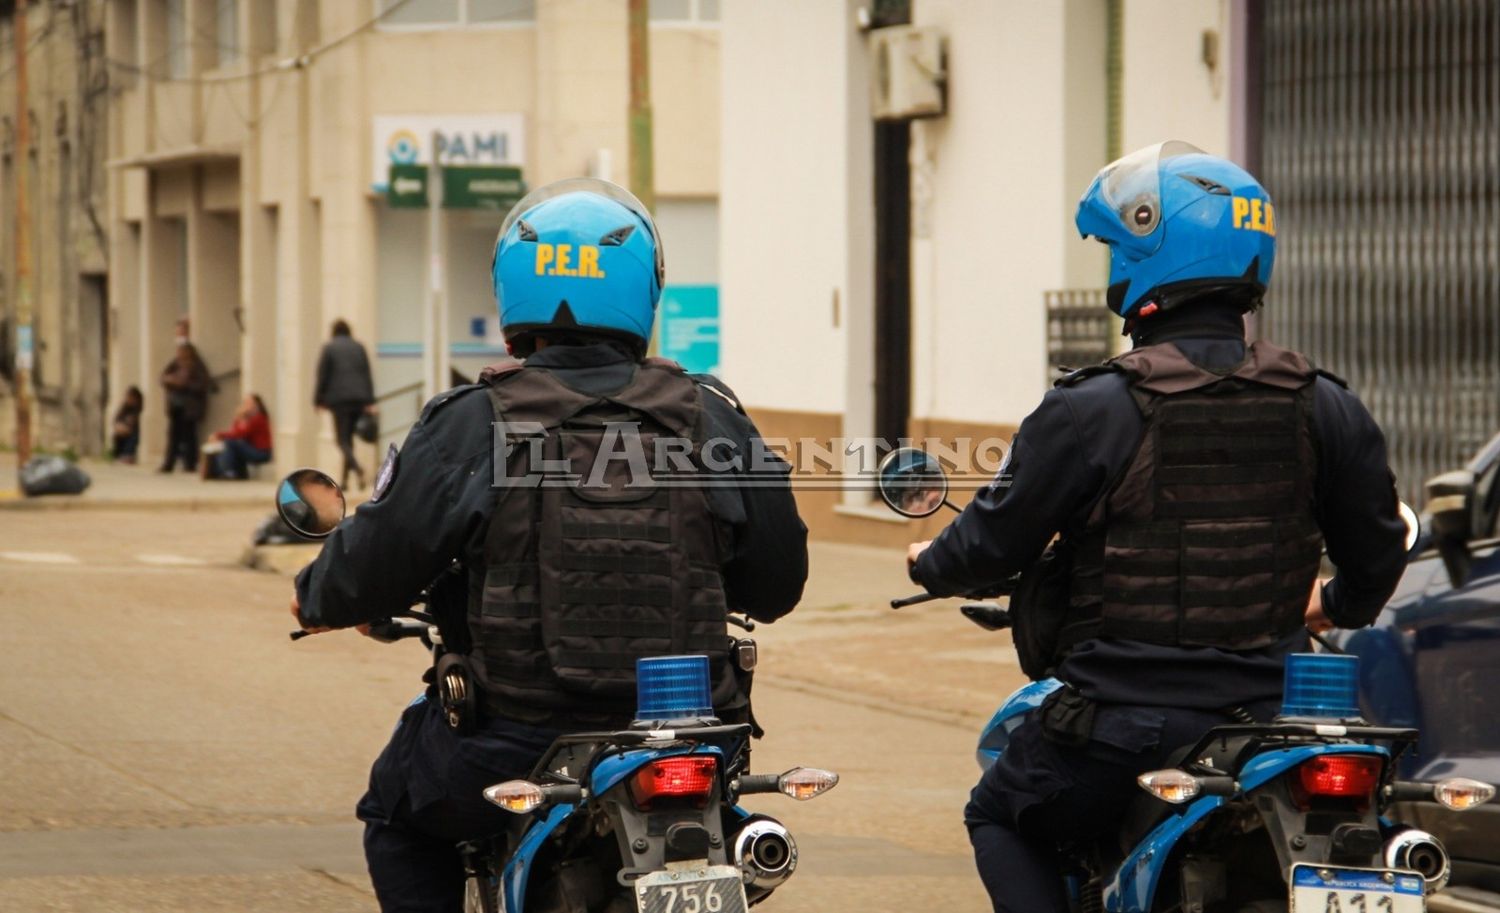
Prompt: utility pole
<box><xmin>627</xmin><ymin>0</ymin><xmax>654</xmax><ymax>212</ymax></box>
<box><xmin>12</xmin><ymin>0</ymin><xmax>34</xmax><ymax>470</ymax></box>
<box><xmin>424</xmin><ymin>130</ymin><xmax>448</xmax><ymax>400</ymax></box>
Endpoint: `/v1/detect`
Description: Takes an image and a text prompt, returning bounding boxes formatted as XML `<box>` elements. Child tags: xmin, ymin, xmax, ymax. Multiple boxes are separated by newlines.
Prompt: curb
<box><xmin>242</xmin><ymin>542</ymin><xmax>322</xmax><ymax>574</ymax></box>
<box><xmin>0</xmin><ymin>494</ymin><xmax>272</xmax><ymax>513</ymax></box>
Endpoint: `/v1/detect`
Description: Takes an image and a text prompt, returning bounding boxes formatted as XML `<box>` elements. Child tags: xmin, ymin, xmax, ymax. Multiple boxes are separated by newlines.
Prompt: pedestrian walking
<box><xmin>158</xmin><ymin>342</ymin><xmax>213</xmax><ymax>473</ymax></box>
<box><xmin>314</xmin><ymin>320</ymin><xmax>376</xmax><ymax>490</ymax></box>
<box><xmin>111</xmin><ymin>386</ymin><xmax>144</xmax><ymax>463</ymax></box>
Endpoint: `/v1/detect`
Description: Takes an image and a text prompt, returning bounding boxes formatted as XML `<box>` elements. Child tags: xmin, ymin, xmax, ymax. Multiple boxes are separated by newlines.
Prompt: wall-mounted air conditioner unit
<box><xmin>869</xmin><ymin>26</ymin><xmax>946</xmax><ymax>121</ymax></box>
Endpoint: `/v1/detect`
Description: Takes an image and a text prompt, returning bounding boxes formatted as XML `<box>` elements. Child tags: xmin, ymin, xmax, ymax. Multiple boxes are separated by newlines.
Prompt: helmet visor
<box><xmin>1098</xmin><ymin>140</ymin><xmax>1204</xmax><ymax>237</ymax></box>
<box><xmin>498</xmin><ymin>178</ymin><xmax>664</xmax><ymax>287</ymax></box>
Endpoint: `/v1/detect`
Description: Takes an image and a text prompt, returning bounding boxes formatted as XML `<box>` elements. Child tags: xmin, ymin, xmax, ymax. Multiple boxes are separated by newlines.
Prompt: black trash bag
<box><xmin>252</xmin><ymin>512</ymin><xmax>303</xmax><ymax>546</ymax></box>
<box><xmin>20</xmin><ymin>455</ymin><xmax>91</xmax><ymax>497</ymax></box>
<box><xmin>354</xmin><ymin>411</ymin><xmax>379</xmax><ymax>444</ymax></box>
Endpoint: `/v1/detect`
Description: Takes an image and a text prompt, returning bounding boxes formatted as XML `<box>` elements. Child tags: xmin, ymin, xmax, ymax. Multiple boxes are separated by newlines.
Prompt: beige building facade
<box><xmin>107</xmin><ymin>0</ymin><xmax>721</xmax><ymax>474</ymax></box>
<box><xmin>719</xmin><ymin>0</ymin><xmax>1243</xmax><ymax>545</ymax></box>
<box><xmin>0</xmin><ymin>0</ymin><xmax>111</xmax><ymax>455</ymax></box>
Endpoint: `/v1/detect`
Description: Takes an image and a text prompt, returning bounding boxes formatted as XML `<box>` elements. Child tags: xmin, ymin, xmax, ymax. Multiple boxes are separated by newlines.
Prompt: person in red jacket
<box><xmin>212</xmin><ymin>394</ymin><xmax>274</xmax><ymax>480</ymax></box>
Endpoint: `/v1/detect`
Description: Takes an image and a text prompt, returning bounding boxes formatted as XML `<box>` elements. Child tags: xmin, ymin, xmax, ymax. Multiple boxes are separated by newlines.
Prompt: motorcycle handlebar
<box><xmin>890</xmin><ymin>592</ymin><xmax>942</xmax><ymax>609</ymax></box>
<box><xmin>288</xmin><ymin>616</ymin><xmax>431</xmax><ymax>643</ymax></box>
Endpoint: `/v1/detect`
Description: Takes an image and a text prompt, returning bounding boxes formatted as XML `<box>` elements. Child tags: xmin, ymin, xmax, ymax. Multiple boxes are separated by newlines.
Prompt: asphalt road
<box><xmin>0</xmin><ymin>505</ymin><xmax>1025</xmax><ymax>912</ymax></box>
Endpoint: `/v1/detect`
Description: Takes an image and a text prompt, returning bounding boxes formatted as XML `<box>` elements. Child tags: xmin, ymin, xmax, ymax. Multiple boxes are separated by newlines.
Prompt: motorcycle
<box><xmin>875</xmin><ymin>447</ymin><xmax>1495</xmax><ymax>912</ymax></box>
<box><xmin>275</xmin><ymin>468</ymin><xmax>839</xmax><ymax>913</ymax></box>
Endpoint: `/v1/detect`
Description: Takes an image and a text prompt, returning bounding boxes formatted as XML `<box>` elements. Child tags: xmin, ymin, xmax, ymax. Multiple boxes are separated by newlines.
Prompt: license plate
<box><xmin>634</xmin><ymin>863</ymin><xmax>747</xmax><ymax>913</ymax></box>
<box><xmin>1289</xmin><ymin>864</ymin><xmax>1425</xmax><ymax>912</ymax></box>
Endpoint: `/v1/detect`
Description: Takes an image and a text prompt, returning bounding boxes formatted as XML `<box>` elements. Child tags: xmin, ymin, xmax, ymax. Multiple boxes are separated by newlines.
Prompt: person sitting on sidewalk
<box><xmin>111</xmin><ymin>386</ymin><xmax>144</xmax><ymax>464</ymax></box>
<box><xmin>206</xmin><ymin>394</ymin><xmax>274</xmax><ymax>480</ymax></box>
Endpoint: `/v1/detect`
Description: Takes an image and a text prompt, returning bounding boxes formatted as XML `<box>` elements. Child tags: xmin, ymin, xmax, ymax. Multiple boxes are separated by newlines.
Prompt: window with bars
<box><xmin>1045</xmin><ymin>289</ymin><xmax>1113</xmax><ymax>379</ymax></box>
<box><xmin>648</xmin><ymin>0</ymin><xmax>719</xmax><ymax>24</ymax></box>
<box><xmin>376</xmin><ymin>0</ymin><xmax>535</xmax><ymax>28</ymax></box>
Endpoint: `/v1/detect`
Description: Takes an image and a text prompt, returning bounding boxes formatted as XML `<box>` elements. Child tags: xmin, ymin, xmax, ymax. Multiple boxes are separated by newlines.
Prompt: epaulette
<box><xmin>1314</xmin><ymin>367</ymin><xmax>1349</xmax><ymax>389</ymax></box>
<box><xmin>425</xmin><ymin>383</ymin><xmax>486</xmax><ymax>418</ymax></box>
<box><xmin>477</xmin><ymin>359</ymin><xmax>524</xmax><ymax>384</ymax></box>
<box><xmin>642</xmin><ymin>355</ymin><xmax>687</xmax><ymax>372</ymax></box>
<box><xmin>691</xmin><ymin>375</ymin><xmax>745</xmax><ymax>413</ymax></box>
<box><xmin>1053</xmin><ymin>363</ymin><xmax>1123</xmax><ymax>389</ymax></box>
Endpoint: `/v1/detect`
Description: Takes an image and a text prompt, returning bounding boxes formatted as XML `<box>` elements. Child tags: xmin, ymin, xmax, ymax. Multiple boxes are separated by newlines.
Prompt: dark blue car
<box><xmin>1337</xmin><ymin>431</ymin><xmax>1500</xmax><ymax>899</ymax></box>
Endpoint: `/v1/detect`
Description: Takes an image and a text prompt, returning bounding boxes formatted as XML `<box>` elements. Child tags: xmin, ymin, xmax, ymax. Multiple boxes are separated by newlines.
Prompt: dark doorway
<box><xmin>872</xmin><ymin>120</ymin><xmax>911</xmax><ymax>451</ymax></box>
<box><xmin>80</xmin><ymin>274</ymin><xmax>109</xmax><ymax>451</ymax></box>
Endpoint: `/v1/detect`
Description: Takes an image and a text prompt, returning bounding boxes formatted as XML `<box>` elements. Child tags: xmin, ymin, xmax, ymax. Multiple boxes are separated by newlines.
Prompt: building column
<box><xmin>137</xmin><ymin>206</ymin><xmax>183</xmax><ymax>467</ymax></box>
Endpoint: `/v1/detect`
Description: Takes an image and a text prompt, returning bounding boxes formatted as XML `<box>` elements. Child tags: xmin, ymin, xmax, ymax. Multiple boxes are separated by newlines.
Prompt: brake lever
<box><xmin>891</xmin><ymin>592</ymin><xmax>941</xmax><ymax>609</ymax></box>
<box><xmin>727</xmin><ymin>614</ymin><xmax>756</xmax><ymax>633</ymax></box>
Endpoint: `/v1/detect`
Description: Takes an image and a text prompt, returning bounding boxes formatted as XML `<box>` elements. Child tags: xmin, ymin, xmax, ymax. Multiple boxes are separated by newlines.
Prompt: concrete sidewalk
<box><xmin>0</xmin><ymin>451</ymin><xmax>279</xmax><ymax>512</ymax></box>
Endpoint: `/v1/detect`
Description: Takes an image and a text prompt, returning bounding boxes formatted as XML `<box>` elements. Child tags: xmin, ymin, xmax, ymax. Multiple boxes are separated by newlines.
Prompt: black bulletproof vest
<box><xmin>1059</xmin><ymin>340</ymin><xmax>1323</xmax><ymax>654</ymax></box>
<box><xmin>473</xmin><ymin>359</ymin><xmax>738</xmax><ymax>728</ymax></box>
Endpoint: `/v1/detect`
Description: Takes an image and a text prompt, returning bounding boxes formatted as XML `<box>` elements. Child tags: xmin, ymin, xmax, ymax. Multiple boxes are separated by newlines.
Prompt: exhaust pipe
<box><xmin>1384</xmin><ymin>828</ymin><xmax>1450</xmax><ymax>893</ymax></box>
<box><xmin>733</xmin><ymin>819</ymin><xmax>798</xmax><ymax>890</ymax></box>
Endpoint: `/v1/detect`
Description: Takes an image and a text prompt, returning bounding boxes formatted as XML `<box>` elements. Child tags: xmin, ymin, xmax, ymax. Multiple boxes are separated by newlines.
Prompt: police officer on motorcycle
<box><xmin>290</xmin><ymin>179</ymin><xmax>809</xmax><ymax>913</ymax></box>
<box><xmin>905</xmin><ymin>143</ymin><xmax>1409</xmax><ymax>913</ymax></box>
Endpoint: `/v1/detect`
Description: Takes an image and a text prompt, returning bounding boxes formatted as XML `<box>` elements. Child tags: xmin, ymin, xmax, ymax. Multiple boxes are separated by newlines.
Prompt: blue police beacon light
<box><xmin>636</xmin><ymin>656</ymin><xmax>714</xmax><ymax>721</ymax></box>
<box><xmin>1280</xmin><ymin>653</ymin><xmax>1361</xmax><ymax>719</ymax></box>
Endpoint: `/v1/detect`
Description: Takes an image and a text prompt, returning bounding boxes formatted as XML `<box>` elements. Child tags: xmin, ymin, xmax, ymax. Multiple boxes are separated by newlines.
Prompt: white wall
<box><xmin>1122</xmin><ymin>0</ymin><xmax>1233</xmax><ymax>157</ymax></box>
<box><xmin>911</xmin><ymin>0</ymin><xmax>1103</xmax><ymax>426</ymax></box>
<box><xmin>718</xmin><ymin>0</ymin><xmax>1237</xmax><ymax>429</ymax></box>
<box><xmin>719</xmin><ymin>0</ymin><xmax>855</xmax><ymax>415</ymax></box>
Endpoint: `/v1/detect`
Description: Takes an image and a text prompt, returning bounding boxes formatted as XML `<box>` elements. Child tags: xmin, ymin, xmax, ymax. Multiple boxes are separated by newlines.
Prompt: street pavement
<box><xmin>0</xmin><ymin>502</ymin><xmax>1026</xmax><ymax>912</ymax></box>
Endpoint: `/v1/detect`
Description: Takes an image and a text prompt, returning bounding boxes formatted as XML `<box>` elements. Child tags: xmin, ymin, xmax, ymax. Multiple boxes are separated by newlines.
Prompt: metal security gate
<box><xmin>1259</xmin><ymin>0</ymin><xmax>1500</xmax><ymax>504</ymax></box>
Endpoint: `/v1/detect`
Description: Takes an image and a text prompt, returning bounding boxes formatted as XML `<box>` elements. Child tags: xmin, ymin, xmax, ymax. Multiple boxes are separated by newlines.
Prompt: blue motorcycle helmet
<box><xmin>492</xmin><ymin>178</ymin><xmax>664</xmax><ymax>354</ymax></box>
<box><xmin>1075</xmin><ymin>141</ymin><xmax>1276</xmax><ymax>321</ymax></box>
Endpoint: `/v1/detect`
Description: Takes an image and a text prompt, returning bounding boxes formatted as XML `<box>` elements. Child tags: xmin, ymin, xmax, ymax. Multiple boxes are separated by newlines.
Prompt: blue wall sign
<box><xmin>658</xmin><ymin>285</ymin><xmax>719</xmax><ymax>376</ymax></box>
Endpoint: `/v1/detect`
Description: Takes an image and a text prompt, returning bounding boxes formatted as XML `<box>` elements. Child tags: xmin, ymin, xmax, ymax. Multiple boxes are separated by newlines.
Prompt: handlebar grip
<box><xmin>289</xmin><ymin>630</ymin><xmax>312</xmax><ymax>641</ymax></box>
<box><xmin>366</xmin><ymin>619</ymin><xmax>428</xmax><ymax>643</ymax></box>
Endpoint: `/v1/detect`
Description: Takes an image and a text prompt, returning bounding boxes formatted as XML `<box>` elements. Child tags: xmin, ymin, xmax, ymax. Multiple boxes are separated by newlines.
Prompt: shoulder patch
<box><xmin>1314</xmin><ymin>367</ymin><xmax>1350</xmax><ymax>389</ymax></box>
<box><xmin>1053</xmin><ymin>363</ymin><xmax>1123</xmax><ymax>389</ymax></box>
<box><xmin>370</xmin><ymin>443</ymin><xmax>399</xmax><ymax>503</ymax></box>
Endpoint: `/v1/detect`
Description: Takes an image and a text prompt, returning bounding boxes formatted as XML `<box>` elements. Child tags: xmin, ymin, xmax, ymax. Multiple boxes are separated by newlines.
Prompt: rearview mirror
<box><xmin>1425</xmin><ymin>470</ymin><xmax>1476</xmax><ymax>585</ymax></box>
<box><xmin>276</xmin><ymin>468</ymin><xmax>347</xmax><ymax>539</ymax></box>
<box><xmin>876</xmin><ymin>447</ymin><xmax>950</xmax><ymax>518</ymax></box>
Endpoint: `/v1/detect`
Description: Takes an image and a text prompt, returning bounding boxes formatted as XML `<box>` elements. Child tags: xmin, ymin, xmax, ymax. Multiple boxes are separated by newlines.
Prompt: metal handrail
<box><xmin>375</xmin><ymin>380</ymin><xmax>423</xmax><ymax>406</ymax></box>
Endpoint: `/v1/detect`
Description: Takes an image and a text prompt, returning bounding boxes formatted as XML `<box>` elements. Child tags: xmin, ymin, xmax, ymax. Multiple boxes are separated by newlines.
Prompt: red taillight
<box><xmin>630</xmin><ymin>756</ymin><xmax>718</xmax><ymax>809</ymax></box>
<box><xmin>1298</xmin><ymin>755</ymin><xmax>1382</xmax><ymax>799</ymax></box>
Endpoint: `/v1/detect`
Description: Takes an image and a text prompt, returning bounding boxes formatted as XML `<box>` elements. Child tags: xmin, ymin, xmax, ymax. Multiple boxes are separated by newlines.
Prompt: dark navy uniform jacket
<box><xmin>911</xmin><ymin>309</ymin><xmax>1409</xmax><ymax>710</ymax></box>
<box><xmin>296</xmin><ymin>343</ymin><xmax>809</xmax><ymax>630</ymax></box>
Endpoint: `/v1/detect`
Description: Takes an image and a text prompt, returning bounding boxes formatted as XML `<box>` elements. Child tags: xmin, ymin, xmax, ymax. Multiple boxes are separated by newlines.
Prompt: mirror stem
<box><xmin>942</xmin><ymin>498</ymin><xmax>961</xmax><ymax>514</ymax></box>
<box><xmin>1307</xmin><ymin>628</ymin><xmax>1345</xmax><ymax>655</ymax></box>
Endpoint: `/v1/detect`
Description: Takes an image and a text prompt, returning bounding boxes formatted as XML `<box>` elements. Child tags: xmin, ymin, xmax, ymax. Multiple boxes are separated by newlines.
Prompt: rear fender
<box><xmin>1103</xmin><ymin>743</ymin><xmax>1390</xmax><ymax>912</ymax></box>
<box><xmin>501</xmin><ymin>745</ymin><xmax>725</xmax><ymax>912</ymax></box>
<box><xmin>502</xmin><ymin>803</ymin><xmax>575</xmax><ymax>913</ymax></box>
<box><xmin>977</xmin><ymin>678</ymin><xmax>1062</xmax><ymax>770</ymax></box>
